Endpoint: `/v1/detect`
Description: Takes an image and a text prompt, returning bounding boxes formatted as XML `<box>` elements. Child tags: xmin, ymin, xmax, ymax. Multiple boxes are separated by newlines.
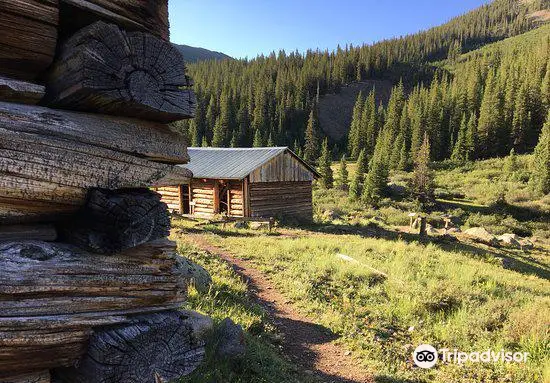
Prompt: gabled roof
<box><xmin>182</xmin><ymin>147</ymin><xmax>319</xmax><ymax>180</ymax></box>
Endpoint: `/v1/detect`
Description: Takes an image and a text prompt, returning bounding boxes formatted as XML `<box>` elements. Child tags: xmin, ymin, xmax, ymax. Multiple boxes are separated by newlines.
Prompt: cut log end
<box><xmin>46</xmin><ymin>21</ymin><xmax>196</xmax><ymax>123</ymax></box>
<box><xmin>53</xmin><ymin>311</ymin><xmax>210</xmax><ymax>383</ymax></box>
<box><xmin>57</xmin><ymin>188</ymin><xmax>170</xmax><ymax>254</ymax></box>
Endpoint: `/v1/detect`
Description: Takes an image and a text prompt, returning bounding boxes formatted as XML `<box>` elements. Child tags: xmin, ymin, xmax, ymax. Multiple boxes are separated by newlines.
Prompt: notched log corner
<box><xmin>46</xmin><ymin>21</ymin><xmax>196</xmax><ymax>123</ymax></box>
<box><xmin>57</xmin><ymin>188</ymin><xmax>171</xmax><ymax>254</ymax></box>
<box><xmin>0</xmin><ymin>239</ymin><xmax>190</xmax><ymax>377</ymax></box>
<box><xmin>53</xmin><ymin>310</ymin><xmax>213</xmax><ymax>383</ymax></box>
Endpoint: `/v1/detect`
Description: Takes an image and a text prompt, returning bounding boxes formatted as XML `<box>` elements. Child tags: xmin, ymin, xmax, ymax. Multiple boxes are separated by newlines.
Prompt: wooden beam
<box><xmin>0</xmin><ymin>239</ymin><xmax>191</xmax><ymax>377</ymax></box>
<box><xmin>0</xmin><ymin>101</ymin><xmax>190</xmax><ymax>164</ymax></box>
<box><xmin>61</xmin><ymin>0</ymin><xmax>169</xmax><ymax>40</ymax></box>
<box><xmin>0</xmin><ymin>224</ymin><xmax>57</xmax><ymax>242</ymax></box>
<box><xmin>54</xmin><ymin>311</ymin><xmax>210</xmax><ymax>383</ymax></box>
<box><xmin>0</xmin><ymin>1</ymin><xmax>58</xmax><ymax>81</ymax></box>
<box><xmin>46</xmin><ymin>21</ymin><xmax>196</xmax><ymax>123</ymax></box>
<box><xmin>57</xmin><ymin>189</ymin><xmax>170</xmax><ymax>254</ymax></box>
<box><xmin>0</xmin><ymin>77</ymin><xmax>45</xmax><ymax>105</ymax></box>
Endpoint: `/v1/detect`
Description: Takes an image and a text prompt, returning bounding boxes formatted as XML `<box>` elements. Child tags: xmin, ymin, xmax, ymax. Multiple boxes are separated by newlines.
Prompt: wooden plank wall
<box><xmin>248</xmin><ymin>181</ymin><xmax>313</xmax><ymax>221</ymax></box>
<box><xmin>228</xmin><ymin>181</ymin><xmax>244</xmax><ymax>217</ymax></box>
<box><xmin>154</xmin><ymin>186</ymin><xmax>181</xmax><ymax>213</ymax></box>
<box><xmin>249</xmin><ymin>152</ymin><xmax>315</xmax><ymax>183</ymax></box>
<box><xmin>190</xmin><ymin>179</ymin><xmax>215</xmax><ymax>217</ymax></box>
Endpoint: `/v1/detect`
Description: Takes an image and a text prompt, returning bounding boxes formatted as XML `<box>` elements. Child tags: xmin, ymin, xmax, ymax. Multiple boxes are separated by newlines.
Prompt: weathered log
<box><xmin>0</xmin><ymin>1</ymin><xmax>58</xmax><ymax>81</ymax></box>
<box><xmin>53</xmin><ymin>311</ymin><xmax>212</xmax><ymax>383</ymax></box>
<box><xmin>58</xmin><ymin>188</ymin><xmax>170</xmax><ymax>254</ymax></box>
<box><xmin>0</xmin><ymin>77</ymin><xmax>45</xmax><ymax>105</ymax></box>
<box><xmin>0</xmin><ymin>102</ymin><xmax>192</xmax><ymax>224</ymax></box>
<box><xmin>0</xmin><ymin>371</ymin><xmax>50</xmax><ymax>383</ymax></box>
<box><xmin>0</xmin><ymin>239</ymin><xmax>192</xmax><ymax>376</ymax></box>
<box><xmin>0</xmin><ymin>224</ymin><xmax>57</xmax><ymax>242</ymax></box>
<box><xmin>46</xmin><ymin>21</ymin><xmax>195</xmax><ymax>123</ymax></box>
<box><xmin>60</xmin><ymin>0</ymin><xmax>169</xmax><ymax>40</ymax></box>
<box><xmin>0</xmin><ymin>101</ymin><xmax>190</xmax><ymax>164</ymax></box>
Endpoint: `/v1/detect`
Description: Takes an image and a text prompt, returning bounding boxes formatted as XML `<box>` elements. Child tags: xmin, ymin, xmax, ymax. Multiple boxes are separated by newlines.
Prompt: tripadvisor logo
<box><xmin>412</xmin><ymin>344</ymin><xmax>529</xmax><ymax>369</ymax></box>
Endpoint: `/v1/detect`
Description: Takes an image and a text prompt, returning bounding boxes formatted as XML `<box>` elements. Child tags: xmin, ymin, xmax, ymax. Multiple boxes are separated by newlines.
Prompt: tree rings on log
<box><xmin>57</xmin><ymin>188</ymin><xmax>170</xmax><ymax>254</ymax></box>
<box><xmin>46</xmin><ymin>21</ymin><xmax>196</xmax><ymax>123</ymax></box>
<box><xmin>53</xmin><ymin>311</ymin><xmax>212</xmax><ymax>383</ymax></box>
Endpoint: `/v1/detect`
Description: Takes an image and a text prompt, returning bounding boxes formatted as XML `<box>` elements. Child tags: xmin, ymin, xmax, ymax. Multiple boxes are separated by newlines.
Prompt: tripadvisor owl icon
<box><xmin>413</xmin><ymin>344</ymin><xmax>438</xmax><ymax>368</ymax></box>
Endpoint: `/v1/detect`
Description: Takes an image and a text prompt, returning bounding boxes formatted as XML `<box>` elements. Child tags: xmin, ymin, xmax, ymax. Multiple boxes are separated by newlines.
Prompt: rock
<box><xmin>180</xmin><ymin>310</ymin><xmax>214</xmax><ymax>339</ymax></box>
<box><xmin>176</xmin><ymin>256</ymin><xmax>212</xmax><ymax>293</ymax></box>
<box><xmin>322</xmin><ymin>209</ymin><xmax>340</xmax><ymax>221</ymax></box>
<box><xmin>519</xmin><ymin>239</ymin><xmax>534</xmax><ymax>250</ymax></box>
<box><xmin>233</xmin><ymin>221</ymin><xmax>248</xmax><ymax>229</ymax></box>
<box><xmin>446</xmin><ymin>227</ymin><xmax>461</xmax><ymax>234</ymax></box>
<box><xmin>497</xmin><ymin>233</ymin><xmax>522</xmax><ymax>249</ymax></box>
<box><xmin>250</xmin><ymin>221</ymin><xmax>270</xmax><ymax>230</ymax></box>
<box><xmin>464</xmin><ymin>227</ymin><xmax>499</xmax><ymax>246</ymax></box>
<box><xmin>215</xmin><ymin>318</ymin><xmax>246</xmax><ymax>360</ymax></box>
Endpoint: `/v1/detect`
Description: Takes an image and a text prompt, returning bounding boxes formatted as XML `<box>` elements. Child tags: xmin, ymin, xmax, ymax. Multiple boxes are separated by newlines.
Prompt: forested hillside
<box><xmin>175</xmin><ymin>0</ymin><xmax>549</xmax><ymax>164</ymax></box>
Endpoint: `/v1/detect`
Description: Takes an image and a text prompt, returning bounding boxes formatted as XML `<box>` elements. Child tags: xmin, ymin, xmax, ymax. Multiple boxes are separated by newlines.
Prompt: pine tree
<box><xmin>348</xmin><ymin>170</ymin><xmax>363</xmax><ymax>200</ymax></box>
<box><xmin>412</xmin><ymin>133</ymin><xmax>434</xmax><ymax>203</ymax></box>
<box><xmin>532</xmin><ymin>111</ymin><xmax>550</xmax><ymax>194</ymax></box>
<box><xmin>212</xmin><ymin>117</ymin><xmax>224</xmax><ymax>147</ymax></box>
<box><xmin>465</xmin><ymin>112</ymin><xmax>478</xmax><ymax>159</ymax></box>
<box><xmin>477</xmin><ymin>70</ymin><xmax>504</xmax><ymax>157</ymax></box>
<box><xmin>355</xmin><ymin>148</ymin><xmax>368</xmax><ymax>176</ymax></box>
<box><xmin>318</xmin><ymin>138</ymin><xmax>334</xmax><ymax>189</ymax></box>
<box><xmin>362</xmin><ymin>136</ymin><xmax>389</xmax><ymax>204</ymax></box>
<box><xmin>201</xmin><ymin>136</ymin><xmax>209</xmax><ymax>147</ymax></box>
<box><xmin>451</xmin><ymin>114</ymin><xmax>468</xmax><ymax>162</ymax></box>
<box><xmin>336</xmin><ymin>155</ymin><xmax>349</xmax><ymax>190</ymax></box>
<box><xmin>348</xmin><ymin>92</ymin><xmax>364</xmax><ymax>156</ymax></box>
<box><xmin>304</xmin><ymin>109</ymin><xmax>320</xmax><ymax>165</ymax></box>
<box><xmin>511</xmin><ymin>82</ymin><xmax>531</xmax><ymax>153</ymax></box>
<box><xmin>503</xmin><ymin>148</ymin><xmax>519</xmax><ymax>177</ymax></box>
<box><xmin>253</xmin><ymin>129</ymin><xmax>263</xmax><ymax>147</ymax></box>
<box><xmin>188</xmin><ymin>119</ymin><xmax>201</xmax><ymax>147</ymax></box>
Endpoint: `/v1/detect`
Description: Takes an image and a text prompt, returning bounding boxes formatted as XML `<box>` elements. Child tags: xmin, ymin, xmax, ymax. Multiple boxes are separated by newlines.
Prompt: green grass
<box><xmin>174</xmin><ymin>220</ymin><xmax>550</xmax><ymax>383</ymax></box>
<box><xmin>173</xmin><ymin>240</ymin><xmax>318</xmax><ymax>383</ymax></box>
<box><xmin>174</xmin><ymin>154</ymin><xmax>549</xmax><ymax>382</ymax></box>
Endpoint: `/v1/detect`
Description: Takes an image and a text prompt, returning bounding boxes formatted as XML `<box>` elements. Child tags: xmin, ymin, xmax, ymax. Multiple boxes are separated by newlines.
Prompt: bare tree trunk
<box><xmin>46</xmin><ymin>21</ymin><xmax>195</xmax><ymax>123</ymax></box>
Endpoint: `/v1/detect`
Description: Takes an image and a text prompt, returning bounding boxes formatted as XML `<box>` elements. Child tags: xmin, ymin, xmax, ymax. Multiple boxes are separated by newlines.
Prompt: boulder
<box><xmin>215</xmin><ymin>318</ymin><xmax>246</xmax><ymax>360</ymax></box>
<box><xmin>425</xmin><ymin>224</ymin><xmax>438</xmax><ymax>235</ymax></box>
<box><xmin>233</xmin><ymin>221</ymin><xmax>248</xmax><ymax>229</ymax></box>
<box><xmin>464</xmin><ymin>227</ymin><xmax>499</xmax><ymax>246</ymax></box>
<box><xmin>250</xmin><ymin>221</ymin><xmax>270</xmax><ymax>230</ymax></box>
<box><xmin>497</xmin><ymin>233</ymin><xmax>522</xmax><ymax>249</ymax></box>
<box><xmin>176</xmin><ymin>256</ymin><xmax>212</xmax><ymax>293</ymax></box>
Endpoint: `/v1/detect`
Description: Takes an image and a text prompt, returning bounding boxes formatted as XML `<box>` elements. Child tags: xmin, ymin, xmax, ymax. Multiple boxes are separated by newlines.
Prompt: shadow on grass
<box><xmin>375</xmin><ymin>377</ymin><xmax>426</xmax><ymax>383</ymax></box>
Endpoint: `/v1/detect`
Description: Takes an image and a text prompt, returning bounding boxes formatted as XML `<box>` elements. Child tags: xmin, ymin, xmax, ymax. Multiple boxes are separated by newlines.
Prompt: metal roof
<box><xmin>181</xmin><ymin>147</ymin><xmax>319</xmax><ymax>180</ymax></box>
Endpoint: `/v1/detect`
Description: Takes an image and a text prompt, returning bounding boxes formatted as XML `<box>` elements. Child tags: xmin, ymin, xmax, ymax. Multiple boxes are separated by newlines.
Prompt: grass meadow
<box><xmin>174</xmin><ymin>154</ymin><xmax>549</xmax><ymax>383</ymax></box>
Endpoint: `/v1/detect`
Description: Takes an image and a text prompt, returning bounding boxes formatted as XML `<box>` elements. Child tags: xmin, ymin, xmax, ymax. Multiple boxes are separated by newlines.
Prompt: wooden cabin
<box><xmin>156</xmin><ymin>147</ymin><xmax>319</xmax><ymax>222</ymax></box>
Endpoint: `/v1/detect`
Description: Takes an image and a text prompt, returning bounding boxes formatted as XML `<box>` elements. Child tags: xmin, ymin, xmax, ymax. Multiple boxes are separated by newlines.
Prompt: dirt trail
<box><xmin>186</xmin><ymin>233</ymin><xmax>373</xmax><ymax>383</ymax></box>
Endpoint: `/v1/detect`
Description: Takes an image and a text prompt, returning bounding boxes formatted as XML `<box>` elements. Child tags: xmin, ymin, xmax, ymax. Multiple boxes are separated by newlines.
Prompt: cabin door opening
<box><xmin>217</xmin><ymin>181</ymin><xmax>229</xmax><ymax>214</ymax></box>
<box><xmin>181</xmin><ymin>185</ymin><xmax>190</xmax><ymax>214</ymax></box>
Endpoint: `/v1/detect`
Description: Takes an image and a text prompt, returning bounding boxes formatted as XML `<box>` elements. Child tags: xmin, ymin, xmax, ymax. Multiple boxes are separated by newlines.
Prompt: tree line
<box><xmin>174</xmin><ymin>0</ymin><xmax>547</xmax><ymax>156</ymax></box>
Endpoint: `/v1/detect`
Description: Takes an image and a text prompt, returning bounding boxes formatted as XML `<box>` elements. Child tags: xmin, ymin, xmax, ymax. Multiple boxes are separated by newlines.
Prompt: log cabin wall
<box><xmin>248</xmin><ymin>151</ymin><xmax>315</xmax><ymax>183</ymax></box>
<box><xmin>190</xmin><ymin>179</ymin><xmax>216</xmax><ymax>217</ymax></box>
<box><xmin>155</xmin><ymin>186</ymin><xmax>182</xmax><ymax>213</ymax></box>
<box><xmin>248</xmin><ymin>181</ymin><xmax>313</xmax><ymax>222</ymax></box>
<box><xmin>247</xmin><ymin>151</ymin><xmax>315</xmax><ymax>222</ymax></box>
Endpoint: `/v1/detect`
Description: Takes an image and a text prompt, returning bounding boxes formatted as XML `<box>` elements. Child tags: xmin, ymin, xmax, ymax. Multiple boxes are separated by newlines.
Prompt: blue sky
<box><xmin>169</xmin><ymin>0</ymin><xmax>490</xmax><ymax>59</ymax></box>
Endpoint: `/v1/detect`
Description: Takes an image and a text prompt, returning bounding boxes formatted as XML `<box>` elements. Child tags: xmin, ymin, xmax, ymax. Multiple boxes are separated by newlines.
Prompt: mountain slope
<box><xmin>174</xmin><ymin>44</ymin><xmax>231</xmax><ymax>63</ymax></box>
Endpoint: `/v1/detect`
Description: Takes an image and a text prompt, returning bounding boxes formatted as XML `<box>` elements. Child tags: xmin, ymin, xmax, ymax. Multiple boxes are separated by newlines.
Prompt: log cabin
<box><xmin>155</xmin><ymin>147</ymin><xmax>320</xmax><ymax>222</ymax></box>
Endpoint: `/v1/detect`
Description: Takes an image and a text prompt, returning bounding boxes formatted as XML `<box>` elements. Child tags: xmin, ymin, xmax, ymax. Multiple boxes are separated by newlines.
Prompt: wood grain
<box><xmin>46</xmin><ymin>21</ymin><xmax>195</xmax><ymax>123</ymax></box>
<box><xmin>0</xmin><ymin>239</ymin><xmax>190</xmax><ymax>377</ymax></box>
